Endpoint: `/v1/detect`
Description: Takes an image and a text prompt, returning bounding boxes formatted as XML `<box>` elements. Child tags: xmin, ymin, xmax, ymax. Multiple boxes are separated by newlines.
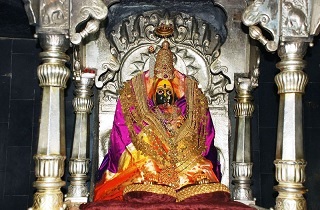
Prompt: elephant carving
<box><xmin>283</xmin><ymin>2</ymin><xmax>308</xmax><ymax>35</ymax></box>
<box><xmin>242</xmin><ymin>0</ymin><xmax>265</xmax><ymax>25</ymax></box>
<box><xmin>42</xmin><ymin>0</ymin><xmax>65</xmax><ymax>25</ymax></box>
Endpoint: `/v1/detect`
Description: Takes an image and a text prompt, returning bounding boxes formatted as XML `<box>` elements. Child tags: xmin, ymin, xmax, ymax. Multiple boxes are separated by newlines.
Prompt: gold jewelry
<box><xmin>176</xmin><ymin>183</ymin><xmax>230</xmax><ymax>202</ymax></box>
<box><xmin>153</xmin><ymin>104</ymin><xmax>183</xmax><ymax>135</ymax></box>
<box><xmin>158</xmin><ymin>166</ymin><xmax>180</xmax><ymax>189</ymax></box>
<box><xmin>155</xmin><ymin>23</ymin><xmax>174</xmax><ymax>38</ymax></box>
<box><xmin>123</xmin><ymin>183</ymin><xmax>176</xmax><ymax>198</ymax></box>
<box><xmin>123</xmin><ymin>183</ymin><xmax>230</xmax><ymax>203</ymax></box>
<box><xmin>120</xmin><ymin>73</ymin><xmax>210</xmax><ymax>189</ymax></box>
<box><xmin>154</xmin><ymin>41</ymin><xmax>174</xmax><ymax>80</ymax></box>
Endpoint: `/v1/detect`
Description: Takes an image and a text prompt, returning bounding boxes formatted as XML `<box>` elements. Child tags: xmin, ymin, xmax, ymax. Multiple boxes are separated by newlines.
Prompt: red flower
<box><xmin>83</xmin><ymin>68</ymin><xmax>96</xmax><ymax>74</ymax></box>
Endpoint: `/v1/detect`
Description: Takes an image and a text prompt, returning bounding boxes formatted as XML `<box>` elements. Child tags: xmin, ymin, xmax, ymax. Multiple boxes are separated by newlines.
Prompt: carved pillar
<box><xmin>23</xmin><ymin>1</ymin><xmax>71</xmax><ymax>209</ymax></box>
<box><xmin>242</xmin><ymin>0</ymin><xmax>320</xmax><ymax>208</ymax></box>
<box><xmin>23</xmin><ymin>0</ymin><xmax>109</xmax><ymax>208</ymax></box>
<box><xmin>30</xmin><ymin>34</ymin><xmax>70</xmax><ymax>210</ymax></box>
<box><xmin>65</xmin><ymin>58</ymin><xmax>94</xmax><ymax>206</ymax></box>
<box><xmin>273</xmin><ymin>42</ymin><xmax>308</xmax><ymax>209</ymax></box>
<box><xmin>232</xmin><ymin>78</ymin><xmax>255</xmax><ymax>205</ymax></box>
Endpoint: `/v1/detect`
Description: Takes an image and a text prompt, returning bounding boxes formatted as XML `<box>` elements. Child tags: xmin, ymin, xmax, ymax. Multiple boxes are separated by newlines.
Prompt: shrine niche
<box><xmin>22</xmin><ymin>0</ymin><xmax>320</xmax><ymax>210</ymax></box>
<box><xmin>94</xmin><ymin>9</ymin><xmax>232</xmax><ymax>184</ymax></box>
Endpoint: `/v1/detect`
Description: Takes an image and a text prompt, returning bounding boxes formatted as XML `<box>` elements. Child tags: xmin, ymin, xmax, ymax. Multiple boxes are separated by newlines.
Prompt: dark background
<box><xmin>0</xmin><ymin>0</ymin><xmax>320</xmax><ymax>209</ymax></box>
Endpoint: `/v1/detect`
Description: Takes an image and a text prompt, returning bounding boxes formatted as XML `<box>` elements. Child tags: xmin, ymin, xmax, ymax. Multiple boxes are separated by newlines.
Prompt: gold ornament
<box><xmin>155</xmin><ymin>23</ymin><xmax>174</xmax><ymax>38</ymax></box>
<box><xmin>123</xmin><ymin>183</ymin><xmax>230</xmax><ymax>202</ymax></box>
<box><xmin>176</xmin><ymin>183</ymin><xmax>230</xmax><ymax>202</ymax></box>
<box><xmin>154</xmin><ymin>41</ymin><xmax>174</xmax><ymax>80</ymax></box>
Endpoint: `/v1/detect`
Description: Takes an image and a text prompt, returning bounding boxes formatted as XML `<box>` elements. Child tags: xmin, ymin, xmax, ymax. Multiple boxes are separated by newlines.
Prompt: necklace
<box><xmin>153</xmin><ymin>104</ymin><xmax>185</xmax><ymax>136</ymax></box>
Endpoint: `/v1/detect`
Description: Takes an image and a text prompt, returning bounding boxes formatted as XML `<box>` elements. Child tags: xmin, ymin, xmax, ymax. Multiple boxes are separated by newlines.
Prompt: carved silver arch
<box><xmin>96</xmin><ymin>11</ymin><xmax>231</xmax><ymax>107</ymax></box>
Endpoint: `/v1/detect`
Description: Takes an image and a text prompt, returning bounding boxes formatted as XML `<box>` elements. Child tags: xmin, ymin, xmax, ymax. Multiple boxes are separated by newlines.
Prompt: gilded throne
<box><xmin>23</xmin><ymin>0</ymin><xmax>318</xmax><ymax>209</ymax></box>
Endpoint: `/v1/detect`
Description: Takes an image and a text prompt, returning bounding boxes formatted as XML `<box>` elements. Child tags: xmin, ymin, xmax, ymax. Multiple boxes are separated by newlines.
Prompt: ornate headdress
<box><xmin>151</xmin><ymin>22</ymin><xmax>175</xmax><ymax>80</ymax></box>
<box><xmin>154</xmin><ymin>41</ymin><xmax>174</xmax><ymax>80</ymax></box>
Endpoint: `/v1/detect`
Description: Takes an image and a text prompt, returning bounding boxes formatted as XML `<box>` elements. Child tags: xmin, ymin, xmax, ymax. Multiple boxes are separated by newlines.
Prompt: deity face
<box><xmin>154</xmin><ymin>79</ymin><xmax>174</xmax><ymax>105</ymax></box>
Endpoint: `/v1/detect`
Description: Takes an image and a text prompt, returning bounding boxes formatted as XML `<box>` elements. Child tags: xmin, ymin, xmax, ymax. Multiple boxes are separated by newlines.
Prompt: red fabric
<box><xmin>80</xmin><ymin>200</ymin><xmax>254</xmax><ymax>210</ymax></box>
<box><xmin>124</xmin><ymin>191</ymin><xmax>176</xmax><ymax>203</ymax></box>
<box><xmin>81</xmin><ymin>191</ymin><xmax>254</xmax><ymax>210</ymax></box>
<box><xmin>94</xmin><ymin>164</ymin><xmax>142</xmax><ymax>201</ymax></box>
<box><xmin>123</xmin><ymin>191</ymin><xmax>230</xmax><ymax>203</ymax></box>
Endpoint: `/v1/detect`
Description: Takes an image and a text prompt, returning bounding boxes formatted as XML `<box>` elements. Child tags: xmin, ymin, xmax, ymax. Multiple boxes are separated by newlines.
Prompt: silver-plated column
<box><xmin>274</xmin><ymin>42</ymin><xmax>308</xmax><ymax>210</ymax></box>
<box><xmin>29</xmin><ymin>34</ymin><xmax>70</xmax><ymax>210</ymax></box>
<box><xmin>65</xmin><ymin>70</ymin><xmax>94</xmax><ymax>207</ymax></box>
<box><xmin>232</xmin><ymin>78</ymin><xmax>255</xmax><ymax>205</ymax></box>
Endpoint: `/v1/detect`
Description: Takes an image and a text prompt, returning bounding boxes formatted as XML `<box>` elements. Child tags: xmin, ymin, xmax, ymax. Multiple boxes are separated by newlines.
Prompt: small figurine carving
<box><xmin>283</xmin><ymin>2</ymin><xmax>307</xmax><ymax>35</ymax></box>
<box><xmin>42</xmin><ymin>0</ymin><xmax>65</xmax><ymax>25</ymax></box>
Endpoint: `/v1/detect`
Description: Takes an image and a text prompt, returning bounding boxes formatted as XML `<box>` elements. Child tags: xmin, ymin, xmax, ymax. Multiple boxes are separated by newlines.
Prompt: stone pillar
<box><xmin>273</xmin><ymin>42</ymin><xmax>308</xmax><ymax>209</ymax></box>
<box><xmin>65</xmin><ymin>68</ymin><xmax>94</xmax><ymax>207</ymax></box>
<box><xmin>29</xmin><ymin>34</ymin><xmax>70</xmax><ymax>210</ymax></box>
<box><xmin>232</xmin><ymin>78</ymin><xmax>255</xmax><ymax>206</ymax></box>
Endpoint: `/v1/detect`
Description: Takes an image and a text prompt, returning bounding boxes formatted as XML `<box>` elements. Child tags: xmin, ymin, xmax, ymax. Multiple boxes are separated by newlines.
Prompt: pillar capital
<box><xmin>234</xmin><ymin>78</ymin><xmax>255</xmax><ymax>117</ymax></box>
<box><xmin>275</xmin><ymin>70</ymin><xmax>308</xmax><ymax>94</ymax></box>
<box><xmin>243</xmin><ymin>0</ymin><xmax>320</xmax><ymax>52</ymax></box>
<box><xmin>23</xmin><ymin>0</ymin><xmax>111</xmax><ymax>42</ymax></box>
<box><xmin>277</xmin><ymin>42</ymin><xmax>308</xmax><ymax>60</ymax></box>
<box><xmin>73</xmin><ymin>77</ymin><xmax>95</xmax><ymax>113</ymax></box>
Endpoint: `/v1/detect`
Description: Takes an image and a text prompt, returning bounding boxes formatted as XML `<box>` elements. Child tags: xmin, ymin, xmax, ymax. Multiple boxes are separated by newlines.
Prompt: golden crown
<box><xmin>155</xmin><ymin>23</ymin><xmax>174</xmax><ymax>38</ymax></box>
<box><xmin>154</xmin><ymin>41</ymin><xmax>174</xmax><ymax>80</ymax></box>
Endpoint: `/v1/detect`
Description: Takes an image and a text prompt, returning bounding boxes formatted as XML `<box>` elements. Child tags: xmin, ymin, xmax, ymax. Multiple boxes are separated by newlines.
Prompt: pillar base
<box><xmin>64</xmin><ymin>196</ymin><xmax>88</xmax><ymax>210</ymax></box>
<box><xmin>234</xmin><ymin>199</ymin><xmax>256</xmax><ymax>206</ymax></box>
<box><xmin>29</xmin><ymin>189</ymin><xmax>66</xmax><ymax>210</ymax></box>
<box><xmin>275</xmin><ymin>190</ymin><xmax>306</xmax><ymax>210</ymax></box>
